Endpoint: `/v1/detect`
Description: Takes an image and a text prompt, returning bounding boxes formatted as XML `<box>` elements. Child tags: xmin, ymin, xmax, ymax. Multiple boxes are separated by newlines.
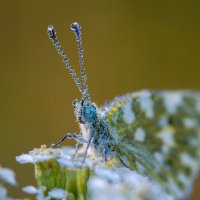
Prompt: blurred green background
<box><xmin>0</xmin><ymin>0</ymin><xmax>200</xmax><ymax>199</ymax></box>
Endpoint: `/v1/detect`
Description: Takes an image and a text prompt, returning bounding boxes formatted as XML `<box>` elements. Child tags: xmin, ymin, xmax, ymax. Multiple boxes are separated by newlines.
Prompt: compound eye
<box><xmin>84</xmin><ymin>105</ymin><xmax>97</xmax><ymax>122</ymax></box>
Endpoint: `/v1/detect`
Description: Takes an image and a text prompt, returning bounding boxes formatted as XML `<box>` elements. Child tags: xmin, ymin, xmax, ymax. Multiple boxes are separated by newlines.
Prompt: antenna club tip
<box><xmin>70</xmin><ymin>22</ymin><xmax>81</xmax><ymax>34</ymax></box>
<box><xmin>47</xmin><ymin>25</ymin><xmax>57</xmax><ymax>40</ymax></box>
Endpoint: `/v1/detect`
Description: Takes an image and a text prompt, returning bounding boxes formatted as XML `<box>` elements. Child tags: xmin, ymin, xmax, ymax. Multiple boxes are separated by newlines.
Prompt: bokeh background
<box><xmin>0</xmin><ymin>0</ymin><xmax>200</xmax><ymax>199</ymax></box>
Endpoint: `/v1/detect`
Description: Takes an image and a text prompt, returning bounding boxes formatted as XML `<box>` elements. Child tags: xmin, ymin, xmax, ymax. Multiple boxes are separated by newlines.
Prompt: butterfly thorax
<box><xmin>73</xmin><ymin>99</ymin><xmax>113</xmax><ymax>158</ymax></box>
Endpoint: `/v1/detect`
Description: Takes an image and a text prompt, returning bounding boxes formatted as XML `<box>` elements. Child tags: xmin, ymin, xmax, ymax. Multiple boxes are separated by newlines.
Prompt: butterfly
<box><xmin>47</xmin><ymin>22</ymin><xmax>200</xmax><ymax>199</ymax></box>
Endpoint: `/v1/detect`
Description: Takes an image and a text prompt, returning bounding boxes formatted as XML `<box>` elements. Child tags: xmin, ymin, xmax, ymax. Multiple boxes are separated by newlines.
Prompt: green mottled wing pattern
<box><xmin>106</xmin><ymin>90</ymin><xmax>200</xmax><ymax>198</ymax></box>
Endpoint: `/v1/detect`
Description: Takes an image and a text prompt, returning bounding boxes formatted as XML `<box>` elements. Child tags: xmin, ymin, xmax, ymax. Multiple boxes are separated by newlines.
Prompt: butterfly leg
<box><xmin>82</xmin><ymin>135</ymin><xmax>93</xmax><ymax>162</ymax></box>
<box><xmin>72</xmin><ymin>141</ymin><xmax>82</xmax><ymax>159</ymax></box>
<box><xmin>51</xmin><ymin>133</ymin><xmax>83</xmax><ymax>148</ymax></box>
<box><xmin>104</xmin><ymin>131</ymin><xmax>108</xmax><ymax>162</ymax></box>
<box><xmin>116</xmin><ymin>155</ymin><xmax>130</xmax><ymax>169</ymax></box>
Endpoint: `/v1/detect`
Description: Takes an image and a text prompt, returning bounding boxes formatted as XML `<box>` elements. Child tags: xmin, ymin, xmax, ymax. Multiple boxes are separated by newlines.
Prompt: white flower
<box><xmin>16</xmin><ymin>154</ymin><xmax>35</xmax><ymax>164</ymax></box>
<box><xmin>88</xmin><ymin>168</ymin><xmax>174</xmax><ymax>200</ymax></box>
<box><xmin>0</xmin><ymin>185</ymin><xmax>14</xmax><ymax>200</ymax></box>
<box><xmin>23</xmin><ymin>185</ymin><xmax>46</xmax><ymax>200</ymax></box>
<box><xmin>0</xmin><ymin>168</ymin><xmax>17</xmax><ymax>185</ymax></box>
<box><xmin>48</xmin><ymin>188</ymin><xmax>67</xmax><ymax>199</ymax></box>
<box><xmin>16</xmin><ymin>146</ymin><xmax>63</xmax><ymax>164</ymax></box>
<box><xmin>22</xmin><ymin>185</ymin><xmax>39</xmax><ymax>194</ymax></box>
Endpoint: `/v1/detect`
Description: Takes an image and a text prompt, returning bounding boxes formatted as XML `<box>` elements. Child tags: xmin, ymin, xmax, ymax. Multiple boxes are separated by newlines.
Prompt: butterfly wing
<box><xmin>104</xmin><ymin>90</ymin><xmax>200</xmax><ymax>198</ymax></box>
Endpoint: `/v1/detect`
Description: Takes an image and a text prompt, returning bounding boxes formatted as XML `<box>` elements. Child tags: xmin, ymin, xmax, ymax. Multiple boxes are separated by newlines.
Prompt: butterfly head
<box><xmin>47</xmin><ymin>22</ymin><xmax>98</xmax><ymax>125</ymax></box>
<box><xmin>73</xmin><ymin>99</ymin><xmax>97</xmax><ymax>124</ymax></box>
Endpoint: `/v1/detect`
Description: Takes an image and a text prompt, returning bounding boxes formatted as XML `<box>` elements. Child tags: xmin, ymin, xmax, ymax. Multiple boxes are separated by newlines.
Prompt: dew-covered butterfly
<box><xmin>47</xmin><ymin>22</ymin><xmax>200</xmax><ymax>199</ymax></box>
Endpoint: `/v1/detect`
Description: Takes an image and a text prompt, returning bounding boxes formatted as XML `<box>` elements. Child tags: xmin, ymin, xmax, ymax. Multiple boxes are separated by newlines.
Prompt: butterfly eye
<box><xmin>84</xmin><ymin>105</ymin><xmax>97</xmax><ymax>122</ymax></box>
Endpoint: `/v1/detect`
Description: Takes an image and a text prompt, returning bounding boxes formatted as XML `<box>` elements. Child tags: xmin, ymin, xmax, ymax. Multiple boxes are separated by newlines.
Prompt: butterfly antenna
<box><xmin>47</xmin><ymin>25</ymin><xmax>83</xmax><ymax>93</ymax></box>
<box><xmin>70</xmin><ymin>22</ymin><xmax>91</xmax><ymax>103</ymax></box>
